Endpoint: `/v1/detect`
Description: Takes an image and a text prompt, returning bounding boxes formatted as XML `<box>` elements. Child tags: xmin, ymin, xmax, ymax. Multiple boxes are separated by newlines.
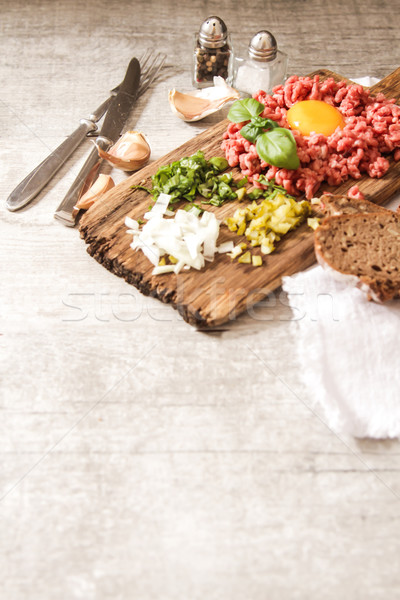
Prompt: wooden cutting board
<box><xmin>79</xmin><ymin>68</ymin><xmax>400</xmax><ymax>328</ymax></box>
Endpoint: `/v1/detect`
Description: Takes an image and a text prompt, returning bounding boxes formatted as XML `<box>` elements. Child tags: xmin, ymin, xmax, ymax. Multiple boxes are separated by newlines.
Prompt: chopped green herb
<box><xmin>184</xmin><ymin>203</ymin><xmax>204</xmax><ymax>215</ymax></box>
<box><xmin>247</xmin><ymin>188</ymin><xmax>264</xmax><ymax>201</ymax></box>
<box><xmin>209</xmin><ymin>156</ymin><xmax>229</xmax><ymax>171</ymax></box>
<box><xmin>132</xmin><ymin>150</ymin><xmax>242</xmax><ymax>210</ymax></box>
<box><xmin>131</xmin><ymin>184</ymin><xmax>152</xmax><ymax>193</ymax></box>
<box><xmin>217</xmin><ymin>172</ymin><xmax>233</xmax><ymax>185</ymax></box>
<box><xmin>254</xmin><ymin>175</ymin><xmax>297</xmax><ymax>200</ymax></box>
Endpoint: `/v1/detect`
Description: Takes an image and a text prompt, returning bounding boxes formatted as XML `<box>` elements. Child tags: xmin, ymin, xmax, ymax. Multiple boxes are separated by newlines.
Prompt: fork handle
<box><xmin>6</xmin><ymin>120</ymin><xmax>97</xmax><ymax>212</ymax></box>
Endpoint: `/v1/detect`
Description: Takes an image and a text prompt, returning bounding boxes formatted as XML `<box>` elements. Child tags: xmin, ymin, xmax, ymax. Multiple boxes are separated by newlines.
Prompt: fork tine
<box><xmin>138</xmin><ymin>48</ymin><xmax>153</xmax><ymax>73</ymax></box>
<box><xmin>110</xmin><ymin>49</ymin><xmax>154</xmax><ymax>95</ymax></box>
<box><xmin>140</xmin><ymin>51</ymin><xmax>162</xmax><ymax>81</ymax></box>
<box><xmin>138</xmin><ymin>48</ymin><xmax>150</xmax><ymax>62</ymax></box>
<box><xmin>110</xmin><ymin>51</ymin><xmax>166</xmax><ymax>98</ymax></box>
<box><xmin>138</xmin><ymin>52</ymin><xmax>166</xmax><ymax>96</ymax></box>
<box><xmin>143</xmin><ymin>55</ymin><xmax>166</xmax><ymax>90</ymax></box>
<box><xmin>138</xmin><ymin>60</ymin><xmax>164</xmax><ymax>95</ymax></box>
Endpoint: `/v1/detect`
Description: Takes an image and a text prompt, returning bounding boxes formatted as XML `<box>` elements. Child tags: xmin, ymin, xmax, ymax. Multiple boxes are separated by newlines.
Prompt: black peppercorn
<box><xmin>193</xmin><ymin>16</ymin><xmax>233</xmax><ymax>88</ymax></box>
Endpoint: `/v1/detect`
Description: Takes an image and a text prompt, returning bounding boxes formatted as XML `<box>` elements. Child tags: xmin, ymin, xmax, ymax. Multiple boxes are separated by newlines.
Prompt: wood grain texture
<box><xmin>80</xmin><ymin>68</ymin><xmax>400</xmax><ymax>327</ymax></box>
<box><xmin>3</xmin><ymin>3</ymin><xmax>400</xmax><ymax>599</ymax></box>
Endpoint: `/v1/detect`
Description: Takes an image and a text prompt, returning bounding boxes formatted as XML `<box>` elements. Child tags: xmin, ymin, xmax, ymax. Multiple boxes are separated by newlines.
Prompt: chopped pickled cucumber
<box><xmin>261</xmin><ymin>237</ymin><xmax>275</xmax><ymax>255</ymax></box>
<box><xmin>228</xmin><ymin>243</ymin><xmax>247</xmax><ymax>259</ymax></box>
<box><xmin>235</xmin><ymin>187</ymin><xmax>247</xmax><ymax>202</ymax></box>
<box><xmin>225</xmin><ymin>217</ymin><xmax>237</xmax><ymax>231</ymax></box>
<box><xmin>252</xmin><ymin>255</ymin><xmax>262</xmax><ymax>267</ymax></box>
<box><xmin>238</xmin><ymin>251</ymin><xmax>251</xmax><ymax>264</ymax></box>
<box><xmin>237</xmin><ymin>220</ymin><xmax>247</xmax><ymax>236</ymax></box>
<box><xmin>225</xmin><ymin>190</ymin><xmax>310</xmax><ymax>255</ymax></box>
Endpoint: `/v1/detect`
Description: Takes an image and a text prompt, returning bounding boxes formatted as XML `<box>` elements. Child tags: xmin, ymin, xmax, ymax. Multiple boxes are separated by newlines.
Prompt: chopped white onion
<box><xmin>152</xmin><ymin>264</ymin><xmax>176</xmax><ymax>275</ymax></box>
<box><xmin>217</xmin><ymin>240</ymin><xmax>234</xmax><ymax>253</ymax></box>
<box><xmin>125</xmin><ymin>216</ymin><xmax>140</xmax><ymax>230</ymax></box>
<box><xmin>144</xmin><ymin>193</ymin><xmax>172</xmax><ymax>220</ymax></box>
<box><xmin>125</xmin><ymin>202</ymin><xmax>225</xmax><ymax>275</ymax></box>
<box><xmin>174</xmin><ymin>260</ymin><xmax>185</xmax><ymax>274</ymax></box>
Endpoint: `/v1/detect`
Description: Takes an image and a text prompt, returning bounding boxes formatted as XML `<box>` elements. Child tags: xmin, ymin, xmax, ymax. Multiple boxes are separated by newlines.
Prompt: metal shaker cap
<box><xmin>198</xmin><ymin>16</ymin><xmax>228</xmax><ymax>49</ymax></box>
<box><xmin>248</xmin><ymin>30</ymin><xmax>277</xmax><ymax>61</ymax></box>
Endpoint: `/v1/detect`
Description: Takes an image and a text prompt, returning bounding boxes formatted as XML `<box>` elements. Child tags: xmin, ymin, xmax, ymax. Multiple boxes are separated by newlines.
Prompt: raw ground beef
<box><xmin>347</xmin><ymin>184</ymin><xmax>365</xmax><ymax>200</ymax></box>
<box><xmin>222</xmin><ymin>75</ymin><xmax>400</xmax><ymax>199</ymax></box>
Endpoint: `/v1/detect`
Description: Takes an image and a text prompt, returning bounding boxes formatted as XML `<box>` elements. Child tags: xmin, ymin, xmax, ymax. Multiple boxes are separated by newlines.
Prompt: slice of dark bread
<box><xmin>317</xmin><ymin>193</ymin><xmax>391</xmax><ymax>217</ymax></box>
<box><xmin>314</xmin><ymin>211</ymin><xmax>400</xmax><ymax>302</ymax></box>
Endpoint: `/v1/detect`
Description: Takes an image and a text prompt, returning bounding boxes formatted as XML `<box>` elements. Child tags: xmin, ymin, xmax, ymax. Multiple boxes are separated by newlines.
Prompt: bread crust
<box><xmin>317</xmin><ymin>193</ymin><xmax>391</xmax><ymax>218</ymax></box>
<box><xmin>314</xmin><ymin>211</ymin><xmax>400</xmax><ymax>302</ymax></box>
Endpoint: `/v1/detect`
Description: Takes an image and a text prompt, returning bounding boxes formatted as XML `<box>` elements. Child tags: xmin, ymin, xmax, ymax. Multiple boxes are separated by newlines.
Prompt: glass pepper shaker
<box><xmin>193</xmin><ymin>16</ymin><xmax>233</xmax><ymax>88</ymax></box>
<box><xmin>234</xmin><ymin>30</ymin><xmax>288</xmax><ymax>95</ymax></box>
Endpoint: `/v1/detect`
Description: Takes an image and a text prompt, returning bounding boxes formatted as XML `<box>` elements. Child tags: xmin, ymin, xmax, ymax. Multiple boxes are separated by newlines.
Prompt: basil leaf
<box><xmin>256</xmin><ymin>128</ymin><xmax>300</xmax><ymax>170</ymax></box>
<box><xmin>240</xmin><ymin>115</ymin><xmax>281</xmax><ymax>143</ymax></box>
<box><xmin>247</xmin><ymin>116</ymin><xmax>279</xmax><ymax>130</ymax></box>
<box><xmin>227</xmin><ymin>98</ymin><xmax>264</xmax><ymax>123</ymax></box>
<box><xmin>240</xmin><ymin>123</ymin><xmax>262</xmax><ymax>143</ymax></box>
<box><xmin>264</xmin><ymin>118</ymin><xmax>280</xmax><ymax>130</ymax></box>
<box><xmin>251</xmin><ymin>116</ymin><xmax>269</xmax><ymax>128</ymax></box>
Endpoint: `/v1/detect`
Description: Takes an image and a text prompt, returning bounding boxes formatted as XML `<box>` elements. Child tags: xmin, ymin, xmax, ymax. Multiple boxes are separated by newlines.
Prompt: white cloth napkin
<box><xmin>281</xmin><ymin>76</ymin><xmax>400</xmax><ymax>440</ymax></box>
<box><xmin>282</xmin><ymin>193</ymin><xmax>400</xmax><ymax>439</ymax></box>
<box><xmin>351</xmin><ymin>76</ymin><xmax>380</xmax><ymax>87</ymax></box>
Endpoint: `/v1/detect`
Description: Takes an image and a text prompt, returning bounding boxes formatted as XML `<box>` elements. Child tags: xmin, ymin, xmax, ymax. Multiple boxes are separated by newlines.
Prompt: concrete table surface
<box><xmin>1</xmin><ymin>1</ymin><xmax>400</xmax><ymax>598</ymax></box>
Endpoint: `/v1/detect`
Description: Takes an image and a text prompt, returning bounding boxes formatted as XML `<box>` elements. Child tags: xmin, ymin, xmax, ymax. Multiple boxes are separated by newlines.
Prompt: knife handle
<box><xmin>53</xmin><ymin>144</ymin><xmax>103</xmax><ymax>227</ymax></box>
<box><xmin>6</xmin><ymin>120</ymin><xmax>96</xmax><ymax>212</ymax></box>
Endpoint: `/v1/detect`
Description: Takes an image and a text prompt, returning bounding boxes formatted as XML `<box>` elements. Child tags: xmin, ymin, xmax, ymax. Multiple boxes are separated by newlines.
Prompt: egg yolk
<box><xmin>286</xmin><ymin>100</ymin><xmax>345</xmax><ymax>137</ymax></box>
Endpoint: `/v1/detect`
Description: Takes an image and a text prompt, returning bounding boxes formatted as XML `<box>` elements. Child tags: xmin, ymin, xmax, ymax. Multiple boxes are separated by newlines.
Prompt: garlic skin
<box><xmin>168</xmin><ymin>76</ymin><xmax>240</xmax><ymax>122</ymax></box>
<box><xmin>74</xmin><ymin>174</ymin><xmax>115</xmax><ymax>210</ymax></box>
<box><xmin>97</xmin><ymin>131</ymin><xmax>151</xmax><ymax>172</ymax></box>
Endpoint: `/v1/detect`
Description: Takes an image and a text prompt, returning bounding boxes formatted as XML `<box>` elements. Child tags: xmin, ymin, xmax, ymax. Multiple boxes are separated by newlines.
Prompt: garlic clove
<box><xmin>168</xmin><ymin>76</ymin><xmax>240</xmax><ymax>122</ymax></box>
<box><xmin>74</xmin><ymin>174</ymin><xmax>115</xmax><ymax>210</ymax></box>
<box><xmin>168</xmin><ymin>91</ymin><xmax>215</xmax><ymax>121</ymax></box>
<box><xmin>97</xmin><ymin>130</ymin><xmax>151</xmax><ymax>172</ymax></box>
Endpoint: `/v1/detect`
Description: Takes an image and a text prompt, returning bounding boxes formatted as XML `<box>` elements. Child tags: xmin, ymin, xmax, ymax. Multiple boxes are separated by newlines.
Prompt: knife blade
<box><xmin>54</xmin><ymin>57</ymin><xmax>141</xmax><ymax>226</ymax></box>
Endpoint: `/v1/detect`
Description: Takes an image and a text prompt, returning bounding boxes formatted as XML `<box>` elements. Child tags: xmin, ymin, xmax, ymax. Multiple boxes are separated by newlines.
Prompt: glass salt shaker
<box><xmin>234</xmin><ymin>31</ymin><xmax>288</xmax><ymax>95</ymax></box>
<box><xmin>193</xmin><ymin>16</ymin><xmax>233</xmax><ymax>88</ymax></box>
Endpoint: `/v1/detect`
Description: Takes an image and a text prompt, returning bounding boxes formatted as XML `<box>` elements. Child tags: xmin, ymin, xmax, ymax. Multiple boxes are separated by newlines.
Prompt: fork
<box><xmin>136</xmin><ymin>49</ymin><xmax>166</xmax><ymax>97</ymax></box>
<box><xmin>6</xmin><ymin>51</ymin><xmax>166</xmax><ymax>212</ymax></box>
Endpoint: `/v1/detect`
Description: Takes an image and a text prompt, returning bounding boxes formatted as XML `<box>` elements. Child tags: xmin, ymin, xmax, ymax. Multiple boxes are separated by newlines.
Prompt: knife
<box><xmin>6</xmin><ymin>84</ymin><xmax>119</xmax><ymax>212</ymax></box>
<box><xmin>54</xmin><ymin>57</ymin><xmax>141</xmax><ymax>226</ymax></box>
<box><xmin>55</xmin><ymin>57</ymin><xmax>141</xmax><ymax>227</ymax></box>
